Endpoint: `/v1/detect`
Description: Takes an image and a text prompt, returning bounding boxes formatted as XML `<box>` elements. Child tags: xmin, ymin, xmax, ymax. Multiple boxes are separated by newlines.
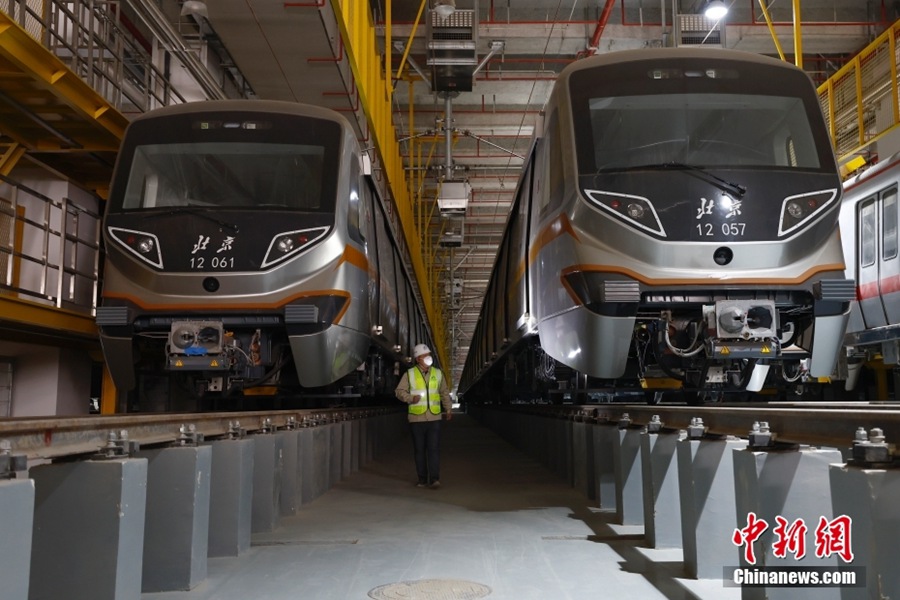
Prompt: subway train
<box><xmin>96</xmin><ymin>100</ymin><xmax>434</xmax><ymax>408</ymax></box>
<box><xmin>459</xmin><ymin>47</ymin><xmax>855</xmax><ymax>403</ymax></box>
<box><xmin>838</xmin><ymin>153</ymin><xmax>900</xmax><ymax>396</ymax></box>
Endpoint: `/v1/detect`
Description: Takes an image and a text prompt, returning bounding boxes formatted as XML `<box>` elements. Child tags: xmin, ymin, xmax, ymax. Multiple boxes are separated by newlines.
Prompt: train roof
<box><xmin>542</xmin><ymin>47</ymin><xmax>815</xmax><ymax>118</ymax></box>
<box><xmin>127</xmin><ymin>99</ymin><xmax>349</xmax><ymax>126</ymax></box>
<box><xmin>555</xmin><ymin>46</ymin><xmax>805</xmax><ymax>82</ymax></box>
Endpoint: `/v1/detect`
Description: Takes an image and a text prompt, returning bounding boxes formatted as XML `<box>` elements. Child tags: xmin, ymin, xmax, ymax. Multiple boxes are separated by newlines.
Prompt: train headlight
<box><xmin>108</xmin><ymin>226</ymin><xmax>163</xmax><ymax>268</ymax></box>
<box><xmin>262</xmin><ymin>226</ymin><xmax>329</xmax><ymax>268</ymax></box>
<box><xmin>277</xmin><ymin>237</ymin><xmax>295</xmax><ymax>253</ymax></box>
<box><xmin>778</xmin><ymin>189</ymin><xmax>838</xmax><ymax>237</ymax></box>
<box><xmin>137</xmin><ymin>237</ymin><xmax>155</xmax><ymax>254</ymax></box>
<box><xmin>583</xmin><ymin>189</ymin><xmax>666</xmax><ymax>237</ymax></box>
<box><xmin>786</xmin><ymin>201</ymin><xmax>804</xmax><ymax>219</ymax></box>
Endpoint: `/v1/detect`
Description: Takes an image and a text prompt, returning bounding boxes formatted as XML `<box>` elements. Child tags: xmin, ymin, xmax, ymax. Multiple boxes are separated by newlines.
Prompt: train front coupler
<box><xmin>701</xmin><ymin>300</ymin><xmax>779</xmax><ymax>392</ymax></box>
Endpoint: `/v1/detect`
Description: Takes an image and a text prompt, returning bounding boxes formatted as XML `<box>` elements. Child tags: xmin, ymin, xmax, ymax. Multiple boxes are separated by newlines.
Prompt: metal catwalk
<box><xmin>142</xmin><ymin>414</ymin><xmax>735</xmax><ymax>600</ymax></box>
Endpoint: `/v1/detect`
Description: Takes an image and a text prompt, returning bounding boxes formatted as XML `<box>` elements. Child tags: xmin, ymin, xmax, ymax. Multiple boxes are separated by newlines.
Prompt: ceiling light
<box><xmin>704</xmin><ymin>0</ymin><xmax>728</xmax><ymax>20</ymax></box>
<box><xmin>434</xmin><ymin>0</ymin><xmax>456</xmax><ymax>19</ymax></box>
<box><xmin>180</xmin><ymin>0</ymin><xmax>208</xmax><ymax>19</ymax></box>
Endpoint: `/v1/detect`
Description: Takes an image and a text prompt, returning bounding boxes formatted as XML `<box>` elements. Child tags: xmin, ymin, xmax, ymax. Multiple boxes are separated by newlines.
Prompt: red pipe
<box><xmin>585</xmin><ymin>0</ymin><xmax>617</xmax><ymax>57</ymax></box>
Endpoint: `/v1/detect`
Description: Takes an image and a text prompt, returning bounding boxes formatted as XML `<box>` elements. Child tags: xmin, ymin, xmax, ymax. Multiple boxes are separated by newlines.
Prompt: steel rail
<box><xmin>0</xmin><ymin>406</ymin><xmax>403</xmax><ymax>461</ymax></box>
<box><xmin>495</xmin><ymin>403</ymin><xmax>900</xmax><ymax>451</ymax></box>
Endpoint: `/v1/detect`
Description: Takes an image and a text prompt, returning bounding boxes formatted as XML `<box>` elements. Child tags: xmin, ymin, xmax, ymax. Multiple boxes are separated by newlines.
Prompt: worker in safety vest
<box><xmin>395</xmin><ymin>343</ymin><xmax>452</xmax><ymax>488</ymax></box>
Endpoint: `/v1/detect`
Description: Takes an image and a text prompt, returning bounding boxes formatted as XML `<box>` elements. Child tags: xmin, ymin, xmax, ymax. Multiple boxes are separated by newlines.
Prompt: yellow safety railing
<box><xmin>818</xmin><ymin>20</ymin><xmax>900</xmax><ymax>168</ymax></box>
<box><xmin>329</xmin><ymin>0</ymin><xmax>448</xmax><ymax>367</ymax></box>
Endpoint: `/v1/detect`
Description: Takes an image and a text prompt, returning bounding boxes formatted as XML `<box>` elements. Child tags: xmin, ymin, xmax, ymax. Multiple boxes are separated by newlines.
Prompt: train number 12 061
<box><xmin>190</xmin><ymin>256</ymin><xmax>235</xmax><ymax>269</ymax></box>
<box><xmin>696</xmin><ymin>222</ymin><xmax>746</xmax><ymax>237</ymax></box>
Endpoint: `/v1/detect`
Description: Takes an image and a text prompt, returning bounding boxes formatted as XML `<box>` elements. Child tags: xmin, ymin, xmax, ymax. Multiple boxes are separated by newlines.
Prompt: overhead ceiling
<box><xmin>182</xmin><ymin>0</ymin><xmax>881</xmax><ymax>386</ymax></box>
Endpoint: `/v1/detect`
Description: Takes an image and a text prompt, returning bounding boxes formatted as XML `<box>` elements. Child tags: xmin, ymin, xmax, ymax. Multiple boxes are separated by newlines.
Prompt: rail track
<box><xmin>0</xmin><ymin>407</ymin><xmax>403</xmax><ymax>461</ymax></box>
<box><xmin>1</xmin><ymin>403</ymin><xmax>898</xmax><ymax>462</ymax></box>
<box><xmin>478</xmin><ymin>402</ymin><xmax>900</xmax><ymax>455</ymax></box>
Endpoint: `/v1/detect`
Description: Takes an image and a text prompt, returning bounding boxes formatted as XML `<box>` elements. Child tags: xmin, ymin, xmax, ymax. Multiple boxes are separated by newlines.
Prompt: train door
<box><xmin>880</xmin><ymin>186</ymin><xmax>900</xmax><ymax>324</ymax></box>
<box><xmin>857</xmin><ymin>187</ymin><xmax>898</xmax><ymax>328</ymax></box>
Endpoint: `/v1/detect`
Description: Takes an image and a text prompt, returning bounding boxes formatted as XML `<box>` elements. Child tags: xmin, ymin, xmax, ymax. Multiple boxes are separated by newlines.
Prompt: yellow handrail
<box><xmin>817</xmin><ymin>20</ymin><xmax>900</xmax><ymax>166</ymax></box>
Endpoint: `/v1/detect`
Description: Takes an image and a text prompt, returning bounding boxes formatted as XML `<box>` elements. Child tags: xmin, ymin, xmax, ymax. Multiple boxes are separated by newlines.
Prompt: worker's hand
<box><xmin>445</xmin><ymin>411</ymin><xmax>453</xmax><ymax>421</ymax></box>
<box><xmin>411</xmin><ymin>394</ymin><xmax>421</xmax><ymax>403</ymax></box>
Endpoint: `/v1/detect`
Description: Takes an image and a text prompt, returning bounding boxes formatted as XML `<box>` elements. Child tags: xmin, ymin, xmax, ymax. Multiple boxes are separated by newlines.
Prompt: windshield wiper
<box><xmin>144</xmin><ymin>207</ymin><xmax>240</xmax><ymax>233</ymax></box>
<box><xmin>598</xmin><ymin>161</ymin><xmax>747</xmax><ymax>198</ymax></box>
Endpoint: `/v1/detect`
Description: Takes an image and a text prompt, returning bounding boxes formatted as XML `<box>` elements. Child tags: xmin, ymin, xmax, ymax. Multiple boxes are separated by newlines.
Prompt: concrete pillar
<box><xmin>677</xmin><ymin>436</ymin><xmax>744</xmax><ymax>579</ymax></box>
<box><xmin>573</xmin><ymin>420</ymin><xmax>595</xmax><ymax>499</ymax></box>
<box><xmin>140</xmin><ymin>445</ymin><xmax>212</xmax><ymax>592</ymax></box>
<box><xmin>329</xmin><ymin>422</ymin><xmax>342</xmax><ymax>486</ymax></box>
<box><xmin>829</xmin><ymin>464</ymin><xmax>899</xmax><ymax>599</ymax></box>
<box><xmin>350</xmin><ymin>419</ymin><xmax>361</xmax><ymax>472</ymax></box>
<box><xmin>641</xmin><ymin>431</ymin><xmax>681</xmax><ymax>548</ymax></box>
<box><xmin>364</xmin><ymin>417</ymin><xmax>374</xmax><ymax>463</ymax></box>
<box><xmin>1</xmin><ymin>478</ymin><xmax>34</xmax><ymax>600</ymax></box>
<box><xmin>279</xmin><ymin>430</ymin><xmax>300</xmax><ymax>517</ymax></box>
<box><xmin>342</xmin><ymin>421</ymin><xmax>353</xmax><ymax>479</ymax></box>
<box><xmin>207</xmin><ymin>438</ymin><xmax>254</xmax><ymax>557</ymax></box>
<box><xmin>358</xmin><ymin>418</ymin><xmax>368</xmax><ymax>467</ymax></box>
<box><xmin>300</xmin><ymin>426</ymin><xmax>330</xmax><ymax>504</ymax></box>
<box><xmin>733</xmin><ymin>446</ymin><xmax>843</xmax><ymax>600</ymax></box>
<box><xmin>251</xmin><ymin>432</ymin><xmax>284</xmax><ymax>533</ymax></box>
<box><xmin>593</xmin><ymin>424</ymin><xmax>618</xmax><ymax>511</ymax></box>
<box><xmin>613</xmin><ymin>427</ymin><xmax>644</xmax><ymax>525</ymax></box>
<box><xmin>564</xmin><ymin>419</ymin><xmax>574</xmax><ymax>486</ymax></box>
<box><xmin>29</xmin><ymin>458</ymin><xmax>147</xmax><ymax>600</ymax></box>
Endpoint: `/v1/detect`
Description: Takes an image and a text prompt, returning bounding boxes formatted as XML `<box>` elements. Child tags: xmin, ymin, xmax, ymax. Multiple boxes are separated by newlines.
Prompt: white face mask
<box><xmin>422</xmin><ymin>356</ymin><xmax>434</xmax><ymax>367</ymax></box>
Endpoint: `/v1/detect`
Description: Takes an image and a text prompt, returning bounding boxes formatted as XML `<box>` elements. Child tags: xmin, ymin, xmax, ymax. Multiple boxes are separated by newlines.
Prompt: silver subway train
<box><xmin>839</xmin><ymin>153</ymin><xmax>900</xmax><ymax>396</ymax></box>
<box><xmin>459</xmin><ymin>48</ymin><xmax>855</xmax><ymax>403</ymax></box>
<box><xmin>97</xmin><ymin>100</ymin><xmax>433</xmax><ymax>408</ymax></box>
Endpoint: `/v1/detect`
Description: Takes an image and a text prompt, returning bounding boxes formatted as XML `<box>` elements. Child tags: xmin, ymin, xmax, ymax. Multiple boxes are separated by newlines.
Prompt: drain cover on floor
<box><xmin>368</xmin><ymin>579</ymin><xmax>492</xmax><ymax>599</ymax></box>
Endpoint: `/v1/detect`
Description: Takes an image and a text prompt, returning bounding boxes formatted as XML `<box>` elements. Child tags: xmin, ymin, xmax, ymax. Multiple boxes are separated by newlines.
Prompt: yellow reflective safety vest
<box><xmin>407</xmin><ymin>367</ymin><xmax>443</xmax><ymax>415</ymax></box>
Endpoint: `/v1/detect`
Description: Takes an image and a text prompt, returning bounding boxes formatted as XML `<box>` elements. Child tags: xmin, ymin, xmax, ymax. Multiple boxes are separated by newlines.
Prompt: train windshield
<box><xmin>119</xmin><ymin>142</ymin><xmax>329</xmax><ymax>211</ymax></box>
<box><xmin>569</xmin><ymin>61</ymin><xmax>832</xmax><ymax>175</ymax></box>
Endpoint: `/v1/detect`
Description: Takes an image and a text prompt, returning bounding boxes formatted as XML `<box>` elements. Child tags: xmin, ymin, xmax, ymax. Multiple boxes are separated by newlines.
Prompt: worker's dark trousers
<box><xmin>410</xmin><ymin>419</ymin><xmax>442</xmax><ymax>484</ymax></box>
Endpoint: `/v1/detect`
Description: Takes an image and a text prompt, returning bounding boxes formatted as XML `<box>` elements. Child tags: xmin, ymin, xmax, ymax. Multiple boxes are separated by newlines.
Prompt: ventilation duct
<box><xmin>427</xmin><ymin>2</ymin><xmax>478</xmax><ymax>92</ymax></box>
<box><xmin>676</xmin><ymin>13</ymin><xmax>725</xmax><ymax>47</ymax></box>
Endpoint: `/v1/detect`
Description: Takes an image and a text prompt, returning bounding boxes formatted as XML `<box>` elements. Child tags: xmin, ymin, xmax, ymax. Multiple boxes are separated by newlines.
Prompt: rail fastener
<box><xmin>686</xmin><ymin>417</ymin><xmax>707</xmax><ymax>440</ymax></box>
<box><xmin>646</xmin><ymin>414</ymin><xmax>664</xmax><ymax>434</ymax></box>
<box><xmin>93</xmin><ymin>430</ymin><xmax>140</xmax><ymax>459</ymax></box>
<box><xmin>0</xmin><ymin>439</ymin><xmax>27</xmax><ymax>478</ymax></box>
<box><xmin>851</xmin><ymin>427</ymin><xmax>895</xmax><ymax>466</ymax></box>
<box><xmin>172</xmin><ymin>424</ymin><xmax>204</xmax><ymax>447</ymax></box>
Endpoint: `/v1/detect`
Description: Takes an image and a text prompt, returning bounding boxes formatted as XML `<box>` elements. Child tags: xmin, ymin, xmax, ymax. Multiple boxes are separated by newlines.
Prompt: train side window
<box><xmin>882</xmin><ymin>187</ymin><xmax>898</xmax><ymax>260</ymax></box>
<box><xmin>537</xmin><ymin>110</ymin><xmax>562</xmax><ymax>219</ymax></box>
<box><xmin>348</xmin><ymin>157</ymin><xmax>364</xmax><ymax>244</ymax></box>
<box><xmin>546</xmin><ymin>111</ymin><xmax>564</xmax><ymax>214</ymax></box>
<box><xmin>859</xmin><ymin>198</ymin><xmax>876</xmax><ymax>267</ymax></box>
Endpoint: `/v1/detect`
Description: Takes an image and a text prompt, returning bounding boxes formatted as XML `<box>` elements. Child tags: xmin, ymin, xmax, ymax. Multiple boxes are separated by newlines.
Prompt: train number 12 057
<box><xmin>696</xmin><ymin>222</ymin><xmax>746</xmax><ymax>237</ymax></box>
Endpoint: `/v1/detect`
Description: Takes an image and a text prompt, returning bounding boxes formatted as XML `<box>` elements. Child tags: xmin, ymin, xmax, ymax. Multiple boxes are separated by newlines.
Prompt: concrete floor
<box><xmin>143</xmin><ymin>414</ymin><xmax>739</xmax><ymax>600</ymax></box>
